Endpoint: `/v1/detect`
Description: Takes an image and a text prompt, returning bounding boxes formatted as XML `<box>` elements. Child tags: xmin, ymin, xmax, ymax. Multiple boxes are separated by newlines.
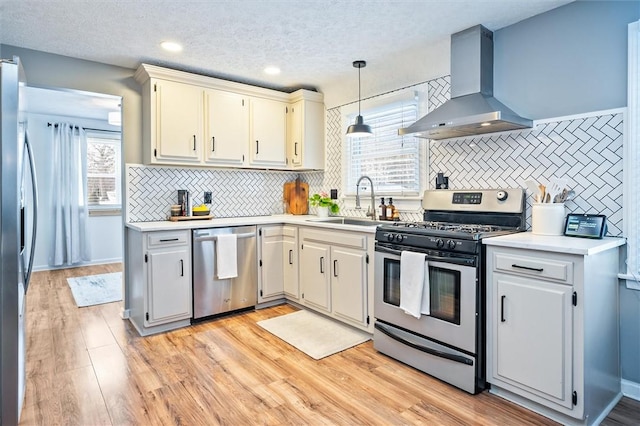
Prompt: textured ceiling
<box><xmin>1</xmin><ymin>0</ymin><xmax>573</xmax><ymax>108</ymax></box>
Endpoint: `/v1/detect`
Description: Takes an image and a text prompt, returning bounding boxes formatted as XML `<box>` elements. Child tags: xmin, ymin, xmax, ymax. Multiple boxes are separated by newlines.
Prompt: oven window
<box><xmin>383</xmin><ymin>258</ymin><xmax>401</xmax><ymax>306</ymax></box>
<box><xmin>429</xmin><ymin>266</ymin><xmax>461</xmax><ymax>325</ymax></box>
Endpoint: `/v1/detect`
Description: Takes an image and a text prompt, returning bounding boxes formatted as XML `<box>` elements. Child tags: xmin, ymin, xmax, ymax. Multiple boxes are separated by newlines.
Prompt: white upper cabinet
<box><xmin>152</xmin><ymin>79</ymin><xmax>203</xmax><ymax>164</ymax></box>
<box><xmin>204</xmin><ymin>89</ymin><xmax>249</xmax><ymax>167</ymax></box>
<box><xmin>249</xmin><ymin>98</ymin><xmax>287</xmax><ymax>168</ymax></box>
<box><xmin>135</xmin><ymin>64</ymin><xmax>325</xmax><ymax>170</ymax></box>
<box><xmin>287</xmin><ymin>97</ymin><xmax>325</xmax><ymax>170</ymax></box>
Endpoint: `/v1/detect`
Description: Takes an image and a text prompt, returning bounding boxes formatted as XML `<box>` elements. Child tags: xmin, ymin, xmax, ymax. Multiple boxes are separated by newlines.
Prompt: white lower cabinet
<box><xmin>493</xmin><ymin>273</ymin><xmax>573</xmax><ymax>408</ymax></box>
<box><xmin>282</xmin><ymin>228</ymin><xmax>299</xmax><ymax>299</ymax></box>
<box><xmin>485</xmin><ymin>241</ymin><xmax>622</xmax><ymax>426</ymax></box>
<box><xmin>258</xmin><ymin>225</ymin><xmax>299</xmax><ymax>303</ymax></box>
<box><xmin>299</xmin><ymin>228</ymin><xmax>371</xmax><ymax>330</ymax></box>
<box><xmin>127</xmin><ymin>229</ymin><xmax>192</xmax><ymax>336</ymax></box>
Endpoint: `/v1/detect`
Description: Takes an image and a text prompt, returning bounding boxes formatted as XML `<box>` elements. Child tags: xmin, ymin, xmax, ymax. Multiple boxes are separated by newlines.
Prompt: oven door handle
<box><xmin>375</xmin><ymin>245</ymin><xmax>472</xmax><ymax>264</ymax></box>
<box><xmin>374</xmin><ymin>322</ymin><xmax>474</xmax><ymax>366</ymax></box>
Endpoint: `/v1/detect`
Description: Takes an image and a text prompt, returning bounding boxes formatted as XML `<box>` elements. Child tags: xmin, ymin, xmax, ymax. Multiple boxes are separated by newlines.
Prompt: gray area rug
<box><xmin>257</xmin><ymin>309</ymin><xmax>371</xmax><ymax>360</ymax></box>
<box><xmin>66</xmin><ymin>272</ymin><xmax>123</xmax><ymax>307</ymax></box>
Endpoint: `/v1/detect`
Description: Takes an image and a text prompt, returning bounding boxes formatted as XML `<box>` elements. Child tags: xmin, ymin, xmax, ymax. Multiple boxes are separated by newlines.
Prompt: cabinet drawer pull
<box><xmin>511</xmin><ymin>264</ymin><xmax>544</xmax><ymax>272</ymax></box>
<box><xmin>180</xmin><ymin>259</ymin><xmax>184</xmax><ymax>277</ymax></box>
<box><xmin>159</xmin><ymin>238</ymin><xmax>180</xmax><ymax>242</ymax></box>
<box><xmin>288</xmin><ymin>249</ymin><xmax>293</xmax><ymax>265</ymax></box>
<box><xmin>193</xmin><ymin>135</ymin><xmax>196</xmax><ymax>150</ymax></box>
<box><xmin>501</xmin><ymin>295</ymin><xmax>506</xmax><ymax>322</ymax></box>
<box><xmin>333</xmin><ymin>259</ymin><xmax>338</xmax><ymax>277</ymax></box>
<box><xmin>320</xmin><ymin>256</ymin><xmax>324</xmax><ymax>274</ymax></box>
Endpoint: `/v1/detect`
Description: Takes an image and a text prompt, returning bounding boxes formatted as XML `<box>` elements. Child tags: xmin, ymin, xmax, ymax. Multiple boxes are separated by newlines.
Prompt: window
<box><xmin>343</xmin><ymin>87</ymin><xmax>427</xmax><ymax>198</ymax></box>
<box><xmin>86</xmin><ymin>131</ymin><xmax>121</xmax><ymax>208</ymax></box>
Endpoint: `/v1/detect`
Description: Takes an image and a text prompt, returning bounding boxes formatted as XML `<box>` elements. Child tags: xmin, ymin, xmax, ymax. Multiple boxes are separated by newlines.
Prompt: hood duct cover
<box><xmin>399</xmin><ymin>25</ymin><xmax>532</xmax><ymax>140</ymax></box>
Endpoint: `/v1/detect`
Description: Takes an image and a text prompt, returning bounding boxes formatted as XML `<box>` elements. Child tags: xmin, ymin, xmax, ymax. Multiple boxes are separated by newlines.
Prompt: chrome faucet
<box><xmin>355</xmin><ymin>175</ymin><xmax>376</xmax><ymax>220</ymax></box>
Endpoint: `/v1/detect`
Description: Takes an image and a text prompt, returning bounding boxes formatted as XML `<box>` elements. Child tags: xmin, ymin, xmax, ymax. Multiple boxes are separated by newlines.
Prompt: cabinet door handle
<box><xmin>288</xmin><ymin>249</ymin><xmax>293</xmax><ymax>265</ymax></box>
<box><xmin>333</xmin><ymin>259</ymin><xmax>338</xmax><ymax>277</ymax></box>
<box><xmin>211</xmin><ymin>136</ymin><xmax>215</xmax><ymax>152</ymax></box>
<box><xmin>193</xmin><ymin>135</ymin><xmax>196</xmax><ymax>150</ymax></box>
<box><xmin>256</xmin><ymin>140</ymin><xmax>259</xmax><ymax>154</ymax></box>
<box><xmin>320</xmin><ymin>256</ymin><xmax>324</xmax><ymax>274</ymax></box>
<box><xmin>180</xmin><ymin>259</ymin><xmax>184</xmax><ymax>277</ymax></box>
<box><xmin>511</xmin><ymin>264</ymin><xmax>544</xmax><ymax>272</ymax></box>
<box><xmin>294</xmin><ymin>142</ymin><xmax>298</xmax><ymax>156</ymax></box>
<box><xmin>500</xmin><ymin>295</ymin><xmax>506</xmax><ymax>322</ymax></box>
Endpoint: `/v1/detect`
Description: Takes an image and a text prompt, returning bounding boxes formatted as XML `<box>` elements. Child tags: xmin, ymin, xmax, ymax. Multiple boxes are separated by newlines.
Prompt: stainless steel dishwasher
<box><xmin>192</xmin><ymin>225</ymin><xmax>257</xmax><ymax>320</ymax></box>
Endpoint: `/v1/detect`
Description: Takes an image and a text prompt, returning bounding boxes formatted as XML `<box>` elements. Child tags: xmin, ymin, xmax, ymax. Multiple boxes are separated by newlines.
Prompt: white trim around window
<box><xmin>341</xmin><ymin>84</ymin><xmax>429</xmax><ymax>212</ymax></box>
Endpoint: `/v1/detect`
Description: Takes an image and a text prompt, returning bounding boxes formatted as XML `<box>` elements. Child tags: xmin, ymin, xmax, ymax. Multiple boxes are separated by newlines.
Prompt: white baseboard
<box><xmin>622</xmin><ymin>379</ymin><xmax>640</xmax><ymax>401</ymax></box>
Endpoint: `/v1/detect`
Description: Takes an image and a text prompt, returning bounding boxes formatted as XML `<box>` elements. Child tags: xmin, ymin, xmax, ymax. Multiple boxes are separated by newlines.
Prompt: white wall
<box><xmin>27</xmin><ymin>113</ymin><xmax>123</xmax><ymax>271</ymax></box>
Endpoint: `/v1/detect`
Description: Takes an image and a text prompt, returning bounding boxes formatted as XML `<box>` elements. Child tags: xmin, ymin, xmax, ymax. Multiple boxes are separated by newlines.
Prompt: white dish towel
<box><xmin>399</xmin><ymin>251</ymin><xmax>431</xmax><ymax>318</ymax></box>
<box><xmin>216</xmin><ymin>234</ymin><xmax>238</xmax><ymax>279</ymax></box>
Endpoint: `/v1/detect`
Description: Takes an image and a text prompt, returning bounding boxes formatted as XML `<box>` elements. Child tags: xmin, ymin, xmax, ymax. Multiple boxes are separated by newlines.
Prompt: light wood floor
<box><xmin>19</xmin><ymin>263</ymin><xmax>640</xmax><ymax>425</ymax></box>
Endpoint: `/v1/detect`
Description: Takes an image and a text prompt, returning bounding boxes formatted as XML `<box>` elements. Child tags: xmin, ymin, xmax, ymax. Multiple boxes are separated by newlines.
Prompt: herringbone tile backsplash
<box><xmin>127</xmin><ymin>73</ymin><xmax>624</xmax><ymax>236</ymax></box>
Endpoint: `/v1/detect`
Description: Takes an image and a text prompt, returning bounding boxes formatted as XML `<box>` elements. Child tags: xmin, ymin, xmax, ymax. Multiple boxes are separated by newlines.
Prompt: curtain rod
<box><xmin>47</xmin><ymin>123</ymin><xmax>121</xmax><ymax>133</ymax></box>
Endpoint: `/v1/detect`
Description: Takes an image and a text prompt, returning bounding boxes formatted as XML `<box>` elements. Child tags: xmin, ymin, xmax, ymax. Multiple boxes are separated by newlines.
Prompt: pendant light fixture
<box><xmin>346</xmin><ymin>60</ymin><xmax>372</xmax><ymax>137</ymax></box>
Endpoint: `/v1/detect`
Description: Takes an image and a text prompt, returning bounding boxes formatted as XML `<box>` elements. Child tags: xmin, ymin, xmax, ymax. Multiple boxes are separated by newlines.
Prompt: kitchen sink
<box><xmin>306</xmin><ymin>217</ymin><xmax>386</xmax><ymax>226</ymax></box>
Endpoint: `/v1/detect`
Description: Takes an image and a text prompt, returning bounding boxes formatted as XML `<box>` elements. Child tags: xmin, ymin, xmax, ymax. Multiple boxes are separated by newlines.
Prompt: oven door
<box><xmin>374</xmin><ymin>244</ymin><xmax>477</xmax><ymax>354</ymax></box>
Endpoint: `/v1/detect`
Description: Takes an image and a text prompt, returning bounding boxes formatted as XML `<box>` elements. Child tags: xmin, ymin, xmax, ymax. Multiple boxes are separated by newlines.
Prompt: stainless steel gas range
<box><xmin>373</xmin><ymin>188</ymin><xmax>525</xmax><ymax>394</ymax></box>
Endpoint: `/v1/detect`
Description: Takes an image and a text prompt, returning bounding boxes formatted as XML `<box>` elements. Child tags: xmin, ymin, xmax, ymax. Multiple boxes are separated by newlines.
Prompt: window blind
<box><xmin>345</xmin><ymin>102</ymin><xmax>420</xmax><ymax>196</ymax></box>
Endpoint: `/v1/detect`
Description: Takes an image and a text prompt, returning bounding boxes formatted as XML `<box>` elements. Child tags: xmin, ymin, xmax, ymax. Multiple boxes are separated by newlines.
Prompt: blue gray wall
<box><xmin>495</xmin><ymin>0</ymin><xmax>639</xmax><ymax>120</ymax></box>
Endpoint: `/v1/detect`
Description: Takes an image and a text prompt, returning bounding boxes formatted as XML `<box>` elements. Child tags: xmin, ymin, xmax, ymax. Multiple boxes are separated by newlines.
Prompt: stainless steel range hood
<box><xmin>399</xmin><ymin>25</ymin><xmax>532</xmax><ymax>140</ymax></box>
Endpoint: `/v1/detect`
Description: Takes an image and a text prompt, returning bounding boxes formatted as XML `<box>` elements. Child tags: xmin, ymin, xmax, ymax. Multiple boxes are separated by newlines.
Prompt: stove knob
<box><xmin>395</xmin><ymin>234</ymin><xmax>404</xmax><ymax>242</ymax></box>
<box><xmin>496</xmin><ymin>190</ymin><xmax>508</xmax><ymax>201</ymax></box>
<box><xmin>447</xmin><ymin>240</ymin><xmax>456</xmax><ymax>250</ymax></box>
<box><xmin>436</xmin><ymin>238</ymin><xmax>444</xmax><ymax>248</ymax></box>
<box><xmin>386</xmin><ymin>233</ymin><xmax>394</xmax><ymax>242</ymax></box>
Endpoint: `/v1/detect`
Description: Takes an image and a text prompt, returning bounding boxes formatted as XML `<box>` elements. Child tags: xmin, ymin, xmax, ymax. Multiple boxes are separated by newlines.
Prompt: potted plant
<box><xmin>309</xmin><ymin>192</ymin><xmax>340</xmax><ymax>217</ymax></box>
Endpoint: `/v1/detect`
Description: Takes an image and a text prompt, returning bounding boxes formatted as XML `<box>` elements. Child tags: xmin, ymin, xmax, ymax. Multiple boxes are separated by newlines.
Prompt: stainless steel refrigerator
<box><xmin>1</xmin><ymin>56</ymin><xmax>38</xmax><ymax>425</ymax></box>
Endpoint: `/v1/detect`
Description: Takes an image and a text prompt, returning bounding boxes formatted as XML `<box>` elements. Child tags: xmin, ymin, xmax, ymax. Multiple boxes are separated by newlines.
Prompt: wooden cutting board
<box><xmin>284</xmin><ymin>178</ymin><xmax>308</xmax><ymax>215</ymax></box>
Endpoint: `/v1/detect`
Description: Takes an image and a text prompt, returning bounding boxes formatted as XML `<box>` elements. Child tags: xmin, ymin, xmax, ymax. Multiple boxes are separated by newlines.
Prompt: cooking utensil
<box><xmin>525</xmin><ymin>180</ymin><xmax>541</xmax><ymax>202</ymax></box>
<box><xmin>538</xmin><ymin>184</ymin><xmax>546</xmax><ymax>204</ymax></box>
<box><xmin>547</xmin><ymin>177</ymin><xmax>568</xmax><ymax>204</ymax></box>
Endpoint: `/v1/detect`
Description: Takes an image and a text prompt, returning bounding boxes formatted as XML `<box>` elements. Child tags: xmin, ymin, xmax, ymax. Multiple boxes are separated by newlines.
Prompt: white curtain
<box><xmin>49</xmin><ymin>123</ymin><xmax>91</xmax><ymax>266</ymax></box>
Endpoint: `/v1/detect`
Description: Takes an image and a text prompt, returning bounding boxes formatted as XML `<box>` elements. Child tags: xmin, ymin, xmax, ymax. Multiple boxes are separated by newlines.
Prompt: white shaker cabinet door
<box><xmin>204</xmin><ymin>89</ymin><xmax>249</xmax><ymax>166</ymax></box>
<box><xmin>249</xmin><ymin>97</ymin><xmax>287</xmax><ymax>167</ymax></box>
<box><xmin>331</xmin><ymin>246</ymin><xmax>367</xmax><ymax>325</ymax></box>
<box><xmin>493</xmin><ymin>273</ymin><xmax>573</xmax><ymax>409</ymax></box>
<box><xmin>146</xmin><ymin>248</ymin><xmax>192</xmax><ymax>326</ymax></box>
<box><xmin>153</xmin><ymin>79</ymin><xmax>203</xmax><ymax>163</ymax></box>
<box><xmin>300</xmin><ymin>241</ymin><xmax>331</xmax><ymax>312</ymax></box>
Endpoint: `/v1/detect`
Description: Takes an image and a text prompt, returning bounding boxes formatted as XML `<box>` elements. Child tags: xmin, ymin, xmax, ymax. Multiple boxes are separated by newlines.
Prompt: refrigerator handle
<box><xmin>24</xmin><ymin>130</ymin><xmax>38</xmax><ymax>293</ymax></box>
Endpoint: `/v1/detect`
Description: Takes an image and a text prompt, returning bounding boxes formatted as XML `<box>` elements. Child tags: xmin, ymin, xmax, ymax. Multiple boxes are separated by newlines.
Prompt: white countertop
<box><xmin>126</xmin><ymin>214</ymin><xmax>380</xmax><ymax>233</ymax></box>
<box><xmin>482</xmin><ymin>231</ymin><xmax>626</xmax><ymax>256</ymax></box>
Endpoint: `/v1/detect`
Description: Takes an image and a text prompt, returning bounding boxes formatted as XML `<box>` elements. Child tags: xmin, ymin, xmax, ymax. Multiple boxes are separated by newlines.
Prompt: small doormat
<box><xmin>257</xmin><ymin>309</ymin><xmax>371</xmax><ymax>360</ymax></box>
<box><xmin>66</xmin><ymin>272</ymin><xmax>122</xmax><ymax>307</ymax></box>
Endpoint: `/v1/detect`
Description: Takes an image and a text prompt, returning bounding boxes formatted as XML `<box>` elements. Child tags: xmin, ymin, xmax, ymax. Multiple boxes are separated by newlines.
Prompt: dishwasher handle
<box><xmin>194</xmin><ymin>231</ymin><xmax>256</xmax><ymax>243</ymax></box>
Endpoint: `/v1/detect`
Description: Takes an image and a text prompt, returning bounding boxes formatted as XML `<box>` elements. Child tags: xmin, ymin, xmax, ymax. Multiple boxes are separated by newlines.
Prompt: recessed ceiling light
<box><xmin>264</xmin><ymin>66</ymin><xmax>281</xmax><ymax>75</ymax></box>
<box><xmin>161</xmin><ymin>41</ymin><xmax>183</xmax><ymax>52</ymax></box>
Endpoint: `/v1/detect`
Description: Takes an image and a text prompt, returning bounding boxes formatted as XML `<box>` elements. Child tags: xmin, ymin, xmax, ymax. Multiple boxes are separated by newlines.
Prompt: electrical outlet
<box><xmin>330</xmin><ymin>189</ymin><xmax>338</xmax><ymax>199</ymax></box>
<box><xmin>204</xmin><ymin>191</ymin><xmax>212</xmax><ymax>204</ymax></box>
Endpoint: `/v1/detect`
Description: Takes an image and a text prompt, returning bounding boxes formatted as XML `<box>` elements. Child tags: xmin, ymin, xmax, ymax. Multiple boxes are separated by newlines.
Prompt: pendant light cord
<box><xmin>358</xmin><ymin>65</ymin><xmax>362</xmax><ymax>116</ymax></box>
